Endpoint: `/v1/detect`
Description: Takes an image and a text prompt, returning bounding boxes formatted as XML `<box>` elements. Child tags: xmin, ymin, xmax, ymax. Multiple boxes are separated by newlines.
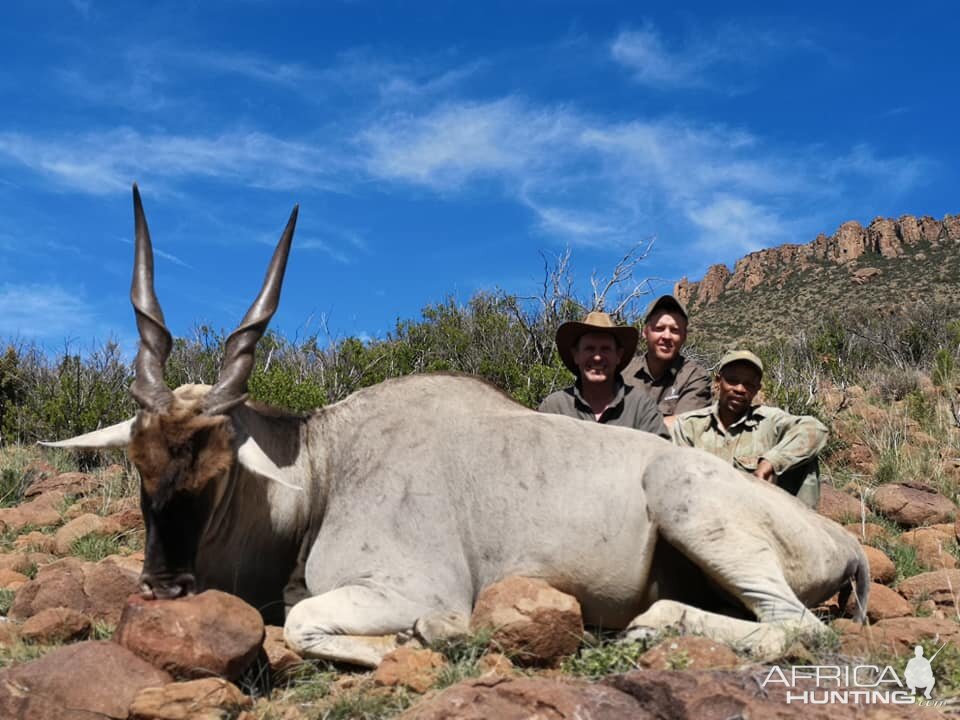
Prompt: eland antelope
<box><xmin>46</xmin><ymin>186</ymin><xmax>869</xmax><ymax>667</ymax></box>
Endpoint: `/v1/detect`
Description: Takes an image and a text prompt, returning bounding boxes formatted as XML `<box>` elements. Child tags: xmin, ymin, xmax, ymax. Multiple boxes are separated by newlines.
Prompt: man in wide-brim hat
<box><xmin>539</xmin><ymin>311</ymin><xmax>668</xmax><ymax>437</ymax></box>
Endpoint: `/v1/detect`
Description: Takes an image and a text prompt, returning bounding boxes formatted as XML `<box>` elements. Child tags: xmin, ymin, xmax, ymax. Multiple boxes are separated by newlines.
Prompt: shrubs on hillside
<box><xmin>1</xmin><ymin>288</ymin><xmax>958</xmax><ymax>446</ymax></box>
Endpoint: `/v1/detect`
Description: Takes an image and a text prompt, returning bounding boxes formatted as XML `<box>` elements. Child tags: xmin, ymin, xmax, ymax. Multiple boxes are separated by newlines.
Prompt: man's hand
<box><xmin>754</xmin><ymin>459</ymin><xmax>776</xmax><ymax>482</ymax></box>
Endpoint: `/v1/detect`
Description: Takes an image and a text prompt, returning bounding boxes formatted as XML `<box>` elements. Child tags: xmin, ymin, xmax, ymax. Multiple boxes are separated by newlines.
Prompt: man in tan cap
<box><xmin>539</xmin><ymin>311</ymin><xmax>668</xmax><ymax>437</ymax></box>
<box><xmin>622</xmin><ymin>294</ymin><xmax>712</xmax><ymax>429</ymax></box>
<box><xmin>671</xmin><ymin>350</ymin><xmax>827</xmax><ymax>508</ymax></box>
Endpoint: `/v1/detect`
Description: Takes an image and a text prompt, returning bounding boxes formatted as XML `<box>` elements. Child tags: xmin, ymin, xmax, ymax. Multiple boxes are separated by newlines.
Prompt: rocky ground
<box><xmin>1</xmin><ymin>375</ymin><xmax>959</xmax><ymax>718</ymax></box>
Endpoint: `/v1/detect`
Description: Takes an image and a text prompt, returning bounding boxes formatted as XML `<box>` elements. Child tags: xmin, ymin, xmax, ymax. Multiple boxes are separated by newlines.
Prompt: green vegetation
<box><xmin>560</xmin><ymin>635</ymin><xmax>649</xmax><ymax>679</ymax></box>
<box><xmin>70</xmin><ymin>533</ymin><xmax>122</xmax><ymax>562</ymax></box>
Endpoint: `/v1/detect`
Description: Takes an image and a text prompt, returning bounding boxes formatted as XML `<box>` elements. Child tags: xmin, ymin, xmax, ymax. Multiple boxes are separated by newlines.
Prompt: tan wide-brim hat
<box><xmin>556</xmin><ymin>311</ymin><xmax>639</xmax><ymax>375</ymax></box>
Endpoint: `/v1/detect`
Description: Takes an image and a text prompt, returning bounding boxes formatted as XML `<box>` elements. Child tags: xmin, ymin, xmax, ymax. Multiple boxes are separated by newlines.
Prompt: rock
<box><xmin>404</xmin><ymin>667</ymin><xmax>943</xmax><ymax>720</ymax></box>
<box><xmin>19</xmin><ymin>607</ymin><xmax>92</xmax><ymax>644</ymax></box>
<box><xmin>14</xmin><ymin>531</ymin><xmax>57</xmax><ymax>554</ymax></box>
<box><xmin>844</xmin><ymin>583</ymin><xmax>911</xmax><ymax>621</ymax></box>
<box><xmin>263</xmin><ymin>625</ymin><xmax>302</xmax><ymax>676</ymax></box>
<box><xmin>0</xmin><ymin>640</ymin><xmax>171</xmax><ymax>719</ymax></box>
<box><xmin>476</xmin><ymin>652</ymin><xmax>513</xmax><ymax>677</ymax></box>
<box><xmin>843</xmin><ymin>522</ymin><xmax>889</xmax><ymax>544</ymax></box>
<box><xmin>469</xmin><ymin>577</ymin><xmax>583</xmax><ymax>666</ymax></box>
<box><xmin>9</xmin><ymin>556</ymin><xmax>140</xmax><ymax>625</ymax></box>
<box><xmin>0</xmin><ymin>568</ymin><xmax>29</xmax><ymax>590</ymax></box>
<box><xmin>374</xmin><ymin>646</ymin><xmax>447</xmax><ymax>693</ymax></box>
<box><xmin>900</xmin><ymin>526</ymin><xmax>957</xmax><ymax>570</ymax></box>
<box><xmin>0</xmin><ymin>552</ymin><xmax>53</xmax><ymax>577</ymax></box>
<box><xmin>835</xmin><ymin>616</ymin><xmax>960</xmax><ymax>657</ymax></box>
<box><xmin>397</xmin><ymin>676</ymin><xmax>644</xmax><ymax>720</ymax></box>
<box><xmin>817</xmin><ymin>485</ymin><xmax>861</xmax><ymax>523</ymax></box>
<box><xmin>638</xmin><ymin>636</ymin><xmax>740</xmax><ymax>670</ymax></box>
<box><xmin>0</xmin><ymin>490</ymin><xmax>65</xmax><ymax>532</ymax></box>
<box><xmin>872</xmin><ymin>483</ymin><xmax>956</xmax><ymax>526</ymax></box>
<box><xmin>861</xmin><ymin>545</ymin><xmax>895</xmax><ymax>584</ymax></box>
<box><xmin>115</xmin><ymin>590</ymin><xmax>265</xmax><ymax>681</ymax></box>
<box><xmin>128</xmin><ymin>677</ymin><xmax>252</xmax><ymax>720</ymax></box>
<box><xmin>103</xmin><ymin>507</ymin><xmax>143</xmax><ymax>534</ymax></box>
<box><xmin>53</xmin><ymin>513</ymin><xmax>110</xmax><ymax>555</ymax></box>
<box><xmin>24</xmin><ymin>471</ymin><xmax>99</xmax><ymax>500</ymax></box>
<box><xmin>897</xmin><ymin>569</ymin><xmax>960</xmax><ymax>606</ymax></box>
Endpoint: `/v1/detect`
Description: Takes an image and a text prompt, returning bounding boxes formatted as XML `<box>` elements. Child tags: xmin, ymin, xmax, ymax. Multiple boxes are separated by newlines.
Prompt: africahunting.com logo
<box><xmin>761</xmin><ymin>644</ymin><xmax>947</xmax><ymax>707</ymax></box>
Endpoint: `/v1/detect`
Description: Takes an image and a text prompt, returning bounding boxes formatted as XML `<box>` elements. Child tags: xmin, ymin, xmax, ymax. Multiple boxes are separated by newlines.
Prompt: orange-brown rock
<box><xmin>0</xmin><ymin>491</ymin><xmax>65</xmax><ymax>533</ymax></box>
<box><xmin>0</xmin><ymin>568</ymin><xmax>29</xmax><ymax>590</ymax></box>
<box><xmin>115</xmin><ymin>590</ymin><xmax>265</xmax><ymax>681</ymax></box>
<box><xmin>817</xmin><ymin>485</ymin><xmax>862</xmax><ymax>523</ymax></box>
<box><xmin>476</xmin><ymin>652</ymin><xmax>514</xmax><ymax>677</ymax></box>
<box><xmin>24</xmin><ymin>471</ymin><xmax>99</xmax><ymax>500</ymax></box>
<box><xmin>397</xmin><ymin>676</ymin><xmax>643</xmax><ymax>720</ymax></box>
<box><xmin>13</xmin><ymin>531</ymin><xmax>56</xmax><ymax>554</ymax></box>
<box><xmin>470</xmin><ymin>576</ymin><xmax>583</xmax><ymax>666</ymax></box>
<box><xmin>843</xmin><ymin>522</ymin><xmax>889</xmax><ymax>544</ymax></box>
<box><xmin>844</xmin><ymin>582</ymin><xmax>911</xmax><ymax>621</ymax></box>
<box><xmin>19</xmin><ymin>607</ymin><xmax>92</xmax><ymax>644</ymax></box>
<box><xmin>0</xmin><ymin>641</ymin><xmax>171</xmax><ymax>719</ymax></box>
<box><xmin>374</xmin><ymin>647</ymin><xmax>447</xmax><ymax>693</ymax></box>
<box><xmin>53</xmin><ymin>513</ymin><xmax>110</xmax><ymax>555</ymax></box>
<box><xmin>860</xmin><ymin>545</ymin><xmax>895</xmax><ymax>584</ymax></box>
<box><xmin>128</xmin><ymin>678</ymin><xmax>251</xmax><ymax>720</ymax></box>
<box><xmin>638</xmin><ymin>636</ymin><xmax>739</xmax><ymax>670</ymax></box>
<box><xmin>262</xmin><ymin>625</ymin><xmax>302</xmax><ymax>677</ymax></box>
<box><xmin>835</xmin><ymin>616</ymin><xmax>960</xmax><ymax>657</ymax></box>
<box><xmin>900</xmin><ymin>526</ymin><xmax>957</xmax><ymax>570</ymax></box>
<box><xmin>872</xmin><ymin>483</ymin><xmax>956</xmax><ymax>526</ymax></box>
<box><xmin>9</xmin><ymin>556</ymin><xmax>140</xmax><ymax>625</ymax></box>
<box><xmin>897</xmin><ymin>569</ymin><xmax>960</xmax><ymax>606</ymax></box>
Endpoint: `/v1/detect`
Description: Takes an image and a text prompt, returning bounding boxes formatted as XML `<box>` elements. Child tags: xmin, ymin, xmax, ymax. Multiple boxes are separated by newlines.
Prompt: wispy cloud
<box><xmin>610</xmin><ymin>23</ymin><xmax>800</xmax><ymax>91</ymax></box>
<box><xmin>0</xmin><ymin>128</ymin><xmax>349</xmax><ymax>195</ymax></box>
<box><xmin>355</xmin><ymin>97</ymin><xmax>928</xmax><ymax>255</ymax></box>
<box><xmin>0</xmin><ymin>284</ymin><xmax>98</xmax><ymax>339</ymax></box>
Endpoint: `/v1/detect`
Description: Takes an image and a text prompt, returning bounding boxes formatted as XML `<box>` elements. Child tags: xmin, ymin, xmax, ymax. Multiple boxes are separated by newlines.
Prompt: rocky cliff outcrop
<box><xmin>676</xmin><ymin>213</ymin><xmax>959</xmax><ymax>310</ymax></box>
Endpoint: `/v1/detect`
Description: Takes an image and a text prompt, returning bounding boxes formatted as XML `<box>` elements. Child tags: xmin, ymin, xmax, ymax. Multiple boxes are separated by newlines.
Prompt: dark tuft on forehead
<box><xmin>129</xmin><ymin>397</ymin><xmax>235</xmax><ymax>501</ymax></box>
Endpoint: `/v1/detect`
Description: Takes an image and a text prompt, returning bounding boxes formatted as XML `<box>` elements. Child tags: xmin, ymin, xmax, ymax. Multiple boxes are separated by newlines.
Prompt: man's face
<box><xmin>642</xmin><ymin>310</ymin><xmax>687</xmax><ymax>363</ymax></box>
<box><xmin>572</xmin><ymin>331</ymin><xmax>623</xmax><ymax>386</ymax></box>
<box><xmin>717</xmin><ymin>362</ymin><xmax>762</xmax><ymax>419</ymax></box>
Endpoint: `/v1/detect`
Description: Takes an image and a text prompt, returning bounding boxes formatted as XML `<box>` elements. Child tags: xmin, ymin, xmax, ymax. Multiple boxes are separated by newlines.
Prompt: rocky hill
<box><xmin>675</xmin><ymin>214</ymin><xmax>960</xmax><ymax>347</ymax></box>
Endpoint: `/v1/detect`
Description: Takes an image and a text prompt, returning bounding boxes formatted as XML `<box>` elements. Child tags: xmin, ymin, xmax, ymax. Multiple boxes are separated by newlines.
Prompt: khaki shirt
<box><xmin>671</xmin><ymin>403</ymin><xmax>828</xmax><ymax>477</ymax></box>
<box><xmin>539</xmin><ymin>378</ymin><xmax>669</xmax><ymax>439</ymax></box>
<box><xmin>622</xmin><ymin>353</ymin><xmax>712</xmax><ymax>418</ymax></box>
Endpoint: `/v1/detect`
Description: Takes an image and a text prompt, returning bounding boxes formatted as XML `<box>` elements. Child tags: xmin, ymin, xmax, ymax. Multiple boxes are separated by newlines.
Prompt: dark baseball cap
<box><xmin>643</xmin><ymin>294</ymin><xmax>688</xmax><ymax>323</ymax></box>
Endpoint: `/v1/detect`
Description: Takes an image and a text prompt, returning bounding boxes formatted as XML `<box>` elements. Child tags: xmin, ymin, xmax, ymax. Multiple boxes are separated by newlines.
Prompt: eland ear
<box><xmin>236</xmin><ymin>435</ymin><xmax>301</xmax><ymax>492</ymax></box>
<box><xmin>39</xmin><ymin>418</ymin><xmax>135</xmax><ymax>449</ymax></box>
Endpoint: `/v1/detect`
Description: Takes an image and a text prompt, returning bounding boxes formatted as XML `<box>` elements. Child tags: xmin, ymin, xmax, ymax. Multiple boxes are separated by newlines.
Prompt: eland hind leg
<box><xmin>636</xmin><ymin>459</ymin><xmax>826</xmax><ymax>655</ymax></box>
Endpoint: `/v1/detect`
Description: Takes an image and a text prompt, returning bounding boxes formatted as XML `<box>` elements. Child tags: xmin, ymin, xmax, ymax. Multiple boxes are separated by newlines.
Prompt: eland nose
<box><xmin>139</xmin><ymin>572</ymin><xmax>197</xmax><ymax>600</ymax></box>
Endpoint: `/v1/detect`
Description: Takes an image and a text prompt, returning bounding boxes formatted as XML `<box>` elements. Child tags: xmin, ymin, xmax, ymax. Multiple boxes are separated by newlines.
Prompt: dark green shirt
<box><xmin>621</xmin><ymin>353</ymin><xmax>712</xmax><ymax>418</ymax></box>
<box><xmin>538</xmin><ymin>378</ymin><xmax>669</xmax><ymax>439</ymax></box>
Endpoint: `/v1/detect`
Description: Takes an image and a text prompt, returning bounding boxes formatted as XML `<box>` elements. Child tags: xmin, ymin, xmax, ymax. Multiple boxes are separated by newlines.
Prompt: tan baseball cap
<box><xmin>643</xmin><ymin>294</ymin><xmax>688</xmax><ymax>323</ymax></box>
<box><xmin>718</xmin><ymin>350</ymin><xmax>763</xmax><ymax>376</ymax></box>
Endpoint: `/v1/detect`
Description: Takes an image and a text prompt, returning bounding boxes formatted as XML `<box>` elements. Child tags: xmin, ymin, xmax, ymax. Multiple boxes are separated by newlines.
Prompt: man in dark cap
<box><xmin>539</xmin><ymin>311</ymin><xmax>668</xmax><ymax>437</ymax></box>
<box><xmin>671</xmin><ymin>350</ymin><xmax>828</xmax><ymax>508</ymax></box>
<box><xmin>622</xmin><ymin>294</ymin><xmax>712</xmax><ymax>430</ymax></box>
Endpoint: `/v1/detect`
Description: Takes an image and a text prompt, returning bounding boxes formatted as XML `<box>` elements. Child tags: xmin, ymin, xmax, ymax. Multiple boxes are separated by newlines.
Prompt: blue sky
<box><xmin>1</xmin><ymin>1</ymin><xmax>956</xmax><ymax>353</ymax></box>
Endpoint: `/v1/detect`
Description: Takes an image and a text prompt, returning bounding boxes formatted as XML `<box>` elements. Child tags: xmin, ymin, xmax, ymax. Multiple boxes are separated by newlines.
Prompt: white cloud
<box><xmin>0</xmin><ymin>284</ymin><xmax>98</xmax><ymax>339</ymax></box>
<box><xmin>0</xmin><ymin>128</ymin><xmax>348</xmax><ymax>195</ymax></box>
<box><xmin>610</xmin><ymin>23</ymin><xmax>794</xmax><ymax>91</ymax></box>
<box><xmin>354</xmin><ymin>96</ymin><xmax>927</xmax><ymax>256</ymax></box>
